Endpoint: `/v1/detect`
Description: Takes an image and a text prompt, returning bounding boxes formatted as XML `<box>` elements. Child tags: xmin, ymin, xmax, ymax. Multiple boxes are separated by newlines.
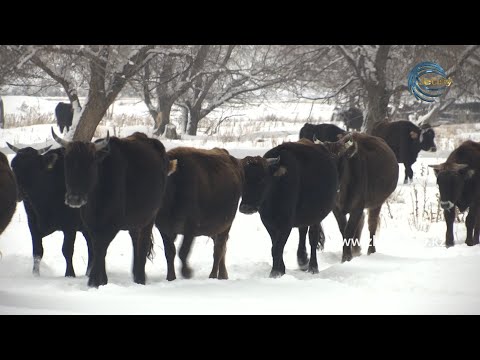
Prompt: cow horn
<box><xmin>339</xmin><ymin>132</ymin><xmax>353</xmax><ymax>144</ymax></box>
<box><xmin>313</xmin><ymin>134</ymin><xmax>322</xmax><ymax>144</ymax></box>
<box><xmin>51</xmin><ymin>127</ymin><xmax>71</xmax><ymax>148</ymax></box>
<box><xmin>94</xmin><ymin>131</ymin><xmax>110</xmax><ymax>151</ymax></box>
<box><xmin>6</xmin><ymin>142</ymin><xmax>21</xmax><ymax>154</ymax></box>
<box><xmin>450</xmin><ymin>163</ymin><xmax>469</xmax><ymax>172</ymax></box>
<box><xmin>266</xmin><ymin>156</ymin><xmax>280</xmax><ymax>166</ymax></box>
<box><xmin>37</xmin><ymin>145</ymin><xmax>52</xmax><ymax>155</ymax></box>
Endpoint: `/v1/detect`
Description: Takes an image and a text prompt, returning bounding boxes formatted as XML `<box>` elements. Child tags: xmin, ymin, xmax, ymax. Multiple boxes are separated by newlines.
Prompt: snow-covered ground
<box><xmin>1</xmin><ymin>96</ymin><xmax>479</xmax><ymax>314</ymax></box>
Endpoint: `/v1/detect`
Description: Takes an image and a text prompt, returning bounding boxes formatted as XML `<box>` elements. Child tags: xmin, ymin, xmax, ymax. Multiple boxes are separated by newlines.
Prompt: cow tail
<box><xmin>146</xmin><ymin>232</ymin><xmax>156</xmax><ymax>261</ymax></box>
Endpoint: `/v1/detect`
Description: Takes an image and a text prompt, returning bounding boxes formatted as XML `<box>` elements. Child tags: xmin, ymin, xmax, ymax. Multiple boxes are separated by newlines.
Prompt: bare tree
<box><xmin>180</xmin><ymin>45</ymin><xmax>310</xmax><ymax>135</ymax></box>
<box><xmin>130</xmin><ymin>45</ymin><xmax>212</xmax><ymax>136</ymax></box>
<box><xmin>12</xmin><ymin>45</ymin><xmax>156</xmax><ymax>141</ymax></box>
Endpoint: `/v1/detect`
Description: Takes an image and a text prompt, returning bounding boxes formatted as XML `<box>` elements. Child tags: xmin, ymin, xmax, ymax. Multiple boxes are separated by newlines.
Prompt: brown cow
<box><xmin>0</xmin><ymin>151</ymin><xmax>17</xmax><ymax>236</ymax></box>
<box><xmin>315</xmin><ymin>132</ymin><xmax>399</xmax><ymax>262</ymax></box>
<box><xmin>429</xmin><ymin>140</ymin><xmax>480</xmax><ymax>247</ymax></box>
<box><xmin>155</xmin><ymin>146</ymin><xmax>244</xmax><ymax>281</ymax></box>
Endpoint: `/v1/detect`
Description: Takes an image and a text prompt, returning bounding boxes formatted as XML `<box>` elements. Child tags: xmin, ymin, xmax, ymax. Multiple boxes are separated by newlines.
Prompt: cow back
<box><xmin>157</xmin><ymin>147</ymin><xmax>243</xmax><ymax>236</ymax></box>
<box><xmin>337</xmin><ymin>133</ymin><xmax>399</xmax><ymax>212</ymax></box>
<box><xmin>262</xmin><ymin>141</ymin><xmax>338</xmax><ymax>227</ymax></box>
<box><xmin>82</xmin><ymin>135</ymin><xmax>169</xmax><ymax>229</ymax></box>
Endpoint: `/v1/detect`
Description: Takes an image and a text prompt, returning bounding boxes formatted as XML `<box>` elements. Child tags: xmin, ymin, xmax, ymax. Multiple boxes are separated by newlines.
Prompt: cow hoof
<box><xmin>65</xmin><ymin>272</ymin><xmax>76</xmax><ymax>278</ymax></box>
<box><xmin>367</xmin><ymin>246</ymin><xmax>376</xmax><ymax>255</ymax></box>
<box><xmin>352</xmin><ymin>246</ymin><xmax>362</xmax><ymax>257</ymax></box>
<box><xmin>307</xmin><ymin>266</ymin><xmax>319</xmax><ymax>274</ymax></box>
<box><xmin>181</xmin><ymin>266</ymin><xmax>194</xmax><ymax>279</ymax></box>
<box><xmin>134</xmin><ymin>275</ymin><xmax>146</xmax><ymax>285</ymax></box>
<box><xmin>466</xmin><ymin>240</ymin><xmax>474</xmax><ymax>246</ymax></box>
<box><xmin>342</xmin><ymin>253</ymin><xmax>353</xmax><ymax>263</ymax></box>
<box><xmin>166</xmin><ymin>273</ymin><xmax>176</xmax><ymax>281</ymax></box>
<box><xmin>297</xmin><ymin>253</ymin><xmax>309</xmax><ymax>268</ymax></box>
<box><xmin>218</xmin><ymin>272</ymin><xmax>228</xmax><ymax>280</ymax></box>
<box><xmin>269</xmin><ymin>270</ymin><xmax>285</xmax><ymax>278</ymax></box>
<box><xmin>32</xmin><ymin>270</ymin><xmax>40</xmax><ymax>277</ymax></box>
<box><xmin>446</xmin><ymin>242</ymin><xmax>454</xmax><ymax>248</ymax></box>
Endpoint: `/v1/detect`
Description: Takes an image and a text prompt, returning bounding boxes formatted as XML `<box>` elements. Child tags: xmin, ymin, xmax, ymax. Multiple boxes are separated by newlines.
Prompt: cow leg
<box><xmin>59</xmin><ymin>125</ymin><xmax>64</xmax><ymax>134</ymax></box>
<box><xmin>62</xmin><ymin>230</ymin><xmax>76</xmax><ymax>277</ymax></box>
<box><xmin>209</xmin><ymin>228</ymin><xmax>230</xmax><ymax>280</ymax></box>
<box><xmin>367</xmin><ymin>206</ymin><xmax>382</xmax><ymax>255</ymax></box>
<box><xmin>465</xmin><ymin>205</ymin><xmax>477</xmax><ymax>246</ymax></box>
<box><xmin>179</xmin><ymin>233</ymin><xmax>195</xmax><ymax>279</ymax></box>
<box><xmin>307</xmin><ymin>224</ymin><xmax>320</xmax><ymax>274</ymax></box>
<box><xmin>333</xmin><ymin>206</ymin><xmax>347</xmax><ymax>238</ymax></box>
<box><xmin>130</xmin><ymin>221</ymin><xmax>156</xmax><ymax>285</ymax></box>
<box><xmin>160</xmin><ymin>231</ymin><xmax>177</xmax><ymax>281</ymax></box>
<box><xmin>404</xmin><ymin>164</ymin><xmax>413</xmax><ymax>184</ymax></box>
<box><xmin>29</xmin><ymin>225</ymin><xmax>43</xmax><ymax>276</ymax></box>
<box><xmin>88</xmin><ymin>229</ymin><xmax>118</xmax><ymax>288</ymax></box>
<box><xmin>297</xmin><ymin>226</ymin><xmax>309</xmax><ymax>269</ymax></box>
<box><xmin>342</xmin><ymin>208</ymin><xmax>364</xmax><ymax>263</ymax></box>
<box><xmin>474</xmin><ymin>207</ymin><xmax>480</xmax><ymax>245</ymax></box>
<box><xmin>444</xmin><ymin>208</ymin><xmax>455</xmax><ymax>248</ymax></box>
<box><xmin>266</xmin><ymin>226</ymin><xmax>292</xmax><ymax>278</ymax></box>
<box><xmin>82</xmin><ymin>230</ymin><xmax>94</xmax><ymax>276</ymax></box>
<box><xmin>318</xmin><ymin>222</ymin><xmax>326</xmax><ymax>251</ymax></box>
<box><xmin>352</xmin><ymin>212</ymin><xmax>365</xmax><ymax>257</ymax></box>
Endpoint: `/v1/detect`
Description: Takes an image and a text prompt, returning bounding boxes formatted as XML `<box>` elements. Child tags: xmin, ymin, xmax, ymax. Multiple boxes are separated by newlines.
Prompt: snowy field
<box><xmin>1</xmin><ymin>96</ymin><xmax>480</xmax><ymax>315</ymax></box>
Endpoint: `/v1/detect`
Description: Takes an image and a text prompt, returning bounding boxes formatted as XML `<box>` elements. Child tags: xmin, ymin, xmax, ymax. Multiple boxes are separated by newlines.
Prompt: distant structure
<box><xmin>0</xmin><ymin>96</ymin><xmax>4</xmax><ymax>129</ymax></box>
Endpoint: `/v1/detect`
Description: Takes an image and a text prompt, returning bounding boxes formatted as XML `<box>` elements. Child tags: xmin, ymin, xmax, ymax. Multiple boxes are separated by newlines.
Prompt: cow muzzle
<box><xmin>239</xmin><ymin>203</ymin><xmax>258</xmax><ymax>215</ymax></box>
<box><xmin>65</xmin><ymin>193</ymin><xmax>88</xmax><ymax>208</ymax></box>
<box><xmin>440</xmin><ymin>201</ymin><xmax>454</xmax><ymax>210</ymax></box>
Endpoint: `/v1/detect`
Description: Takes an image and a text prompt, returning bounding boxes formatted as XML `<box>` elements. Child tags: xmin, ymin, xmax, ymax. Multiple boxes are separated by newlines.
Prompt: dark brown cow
<box><xmin>316</xmin><ymin>132</ymin><xmax>399</xmax><ymax>262</ymax></box>
<box><xmin>429</xmin><ymin>140</ymin><xmax>480</xmax><ymax>247</ymax></box>
<box><xmin>0</xmin><ymin>151</ymin><xmax>17</xmax><ymax>236</ymax></box>
<box><xmin>155</xmin><ymin>146</ymin><xmax>243</xmax><ymax>281</ymax></box>
<box><xmin>52</xmin><ymin>129</ymin><xmax>174</xmax><ymax>287</ymax></box>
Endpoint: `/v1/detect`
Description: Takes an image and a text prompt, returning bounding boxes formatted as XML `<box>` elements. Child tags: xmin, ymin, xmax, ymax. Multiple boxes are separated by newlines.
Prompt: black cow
<box><xmin>372</xmin><ymin>120</ymin><xmax>437</xmax><ymax>184</ymax></box>
<box><xmin>0</xmin><ymin>151</ymin><xmax>17</xmax><ymax>236</ymax></box>
<box><xmin>429</xmin><ymin>140</ymin><xmax>480</xmax><ymax>247</ymax></box>
<box><xmin>52</xmin><ymin>129</ymin><xmax>174</xmax><ymax>287</ymax></box>
<box><xmin>239</xmin><ymin>139</ymin><xmax>338</xmax><ymax>277</ymax></box>
<box><xmin>299</xmin><ymin>123</ymin><xmax>346</xmax><ymax>143</ymax></box>
<box><xmin>55</xmin><ymin>102</ymin><xmax>73</xmax><ymax>134</ymax></box>
<box><xmin>336</xmin><ymin>107</ymin><xmax>364</xmax><ymax>132</ymax></box>
<box><xmin>155</xmin><ymin>147</ymin><xmax>244</xmax><ymax>281</ymax></box>
<box><xmin>6</xmin><ymin>142</ymin><xmax>93</xmax><ymax>277</ymax></box>
<box><xmin>316</xmin><ymin>132</ymin><xmax>399</xmax><ymax>262</ymax></box>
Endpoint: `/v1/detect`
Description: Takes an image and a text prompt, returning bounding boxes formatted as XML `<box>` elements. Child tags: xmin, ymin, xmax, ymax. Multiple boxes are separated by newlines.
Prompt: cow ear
<box><xmin>428</xmin><ymin>164</ymin><xmax>441</xmax><ymax>177</ymax></box>
<box><xmin>410</xmin><ymin>131</ymin><xmax>418</xmax><ymax>140</ymax></box>
<box><xmin>168</xmin><ymin>159</ymin><xmax>177</xmax><ymax>176</ymax></box>
<box><xmin>43</xmin><ymin>152</ymin><xmax>59</xmax><ymax>170</ymax></box>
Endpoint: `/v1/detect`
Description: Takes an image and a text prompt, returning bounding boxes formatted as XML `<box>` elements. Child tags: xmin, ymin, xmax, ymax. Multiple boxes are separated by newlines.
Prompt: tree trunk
<box><xmin>187</xmin><ymin>108</ymin><xmax>201</xmax><ymax>135</ymax></box>
<box><xmin>72</xmin><ymin>97</ymin><xmax>109</xmax><ymax>141</ymax></box>
<box><xmin>0</xmin><ymin>96</ymin><xmax>4</xmax><ymax>129</ymax></box>
<box><xmin>153</xmin><ymin>99</ymin><xmax>173</xmax><ymax>136</ymax></box>
<box><xmin>363</xmin><ymin>84</ymin><xmax>390</xmax><ymax>134</ymax></box>
<box><xmin>179</xmin><ymin>105</ymin><xmax>189</xmax><ymax>133</ymax></box>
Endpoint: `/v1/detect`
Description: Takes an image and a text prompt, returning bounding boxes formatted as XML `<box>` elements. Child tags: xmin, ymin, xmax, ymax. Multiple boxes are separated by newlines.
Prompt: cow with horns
<box><xmin>429</xmin><ymin>140</ymin><xmax>480</xmax><ymax>247</ymax></box>
<box><xmin>6</xmin><ymin>142</ymin><xmax>93</xmax><ymax>276</ymax></box>
<box><xmin>51</xmin><ymin>128</ymin><xmax>175</xmax><ymax>287</ymax></box>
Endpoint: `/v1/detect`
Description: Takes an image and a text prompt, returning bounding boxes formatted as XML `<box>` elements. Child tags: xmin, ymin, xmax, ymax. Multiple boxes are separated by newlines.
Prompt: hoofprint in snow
<box><xmin>0</xmin><ymin>99</ymin><xmax>479</xmax><ymax>314</ymax></box>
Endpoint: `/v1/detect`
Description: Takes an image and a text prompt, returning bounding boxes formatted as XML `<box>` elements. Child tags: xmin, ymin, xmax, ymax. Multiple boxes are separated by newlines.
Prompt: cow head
<box><xmin>418</xmin><ymin>124</ymin><xmax>437</xmax><ymax>152</ymax></box>
<box><xmin>238</xmin><ymin>155</ymin><xmax>286</xmax><ymax>214</ymax></box>
<box><xmin>6</xmin><ymin>143</ymin><xmax>55</xmax><ymax>202</ymax></box>
<box><xmin>52</xmin><ymin>127</ymin><xmax>110</xmax><ymax>208</ymax></box>
<box><xmin>429</xmin><ymin>162</ymin><xmax>474</xmax><ymax>210</ymax></box>
<box><xmin>299</xmin><ymin>123</ymin><xmax>316</xmax><ymax>141</ymax></box>
<box><xmin>314</xmin><ymin>133</ymin><xmax>356</xmax><ymax>158</ymax></box>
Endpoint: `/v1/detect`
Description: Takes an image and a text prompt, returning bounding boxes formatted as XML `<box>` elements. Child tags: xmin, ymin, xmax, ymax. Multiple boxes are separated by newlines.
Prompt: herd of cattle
<box><xmin>0</xmin><ymin>112</ymin><xmax>479</xmax><ymax>288</ymax></box>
